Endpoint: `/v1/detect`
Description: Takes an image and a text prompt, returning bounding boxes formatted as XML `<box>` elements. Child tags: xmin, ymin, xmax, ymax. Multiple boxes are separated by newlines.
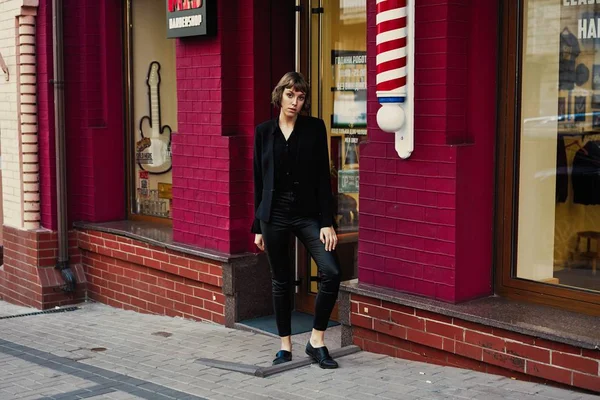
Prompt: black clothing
<box><xmin>559</xmin><ymin>30</ymin><xmax>581</xmax><ymax>90</ymax></box>
<box><xmin>556</xmin><ymin>137</ymin><xmax>568</xmax><ymax>203</ymax></box>
<box><xmin>252</xmin><ymin>116</ymin><xmax>334</xmax><ymax>234</ymax></box>
<box><xmin>260</xmin><ymin>191</ymin><xmax>341</xmax><ymax>337</ymax></box>
<box><xmin>273</xmin><ymin>126</ymin><xmax>300</xmax><ymax>192</ymax></box>
<box><xmin>572</xmin><ymin>141</ymin><xmax>600</xmax><ymax>205</ymax></box>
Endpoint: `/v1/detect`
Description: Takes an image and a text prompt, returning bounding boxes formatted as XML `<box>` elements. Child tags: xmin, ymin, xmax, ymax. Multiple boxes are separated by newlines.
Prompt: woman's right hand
<box><xmin>254</xmin><ymin>234</ymin><xmax>265</xmax><ymax>251</ymax></box>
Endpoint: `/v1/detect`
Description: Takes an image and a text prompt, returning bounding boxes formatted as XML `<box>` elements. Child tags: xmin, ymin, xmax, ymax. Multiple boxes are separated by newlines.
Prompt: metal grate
<box><xmin>0</xmin><ymin>306</ymin><xmax>79</xmax><ymax>320</ymax></box>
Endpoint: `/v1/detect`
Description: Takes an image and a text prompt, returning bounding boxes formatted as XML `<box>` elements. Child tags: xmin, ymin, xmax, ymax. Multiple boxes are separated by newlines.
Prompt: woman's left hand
<box><xmin>320</xmin><ymin>227</ymin><xmax>337</xmax><ymax>251</ymax></box>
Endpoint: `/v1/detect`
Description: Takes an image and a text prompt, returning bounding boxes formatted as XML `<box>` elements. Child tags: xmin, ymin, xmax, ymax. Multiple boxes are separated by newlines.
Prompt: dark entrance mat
<box><xmin>239</xmin><ymin>311</ymin><xmax>339</xmax><ymax>336</ymax></box>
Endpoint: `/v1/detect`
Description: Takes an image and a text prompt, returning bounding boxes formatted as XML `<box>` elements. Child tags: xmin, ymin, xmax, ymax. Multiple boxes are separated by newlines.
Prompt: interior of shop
<box><xmin>519</xmin><ymin>0</ymin><xmax>600</xmax><ymax>294</ymax></box>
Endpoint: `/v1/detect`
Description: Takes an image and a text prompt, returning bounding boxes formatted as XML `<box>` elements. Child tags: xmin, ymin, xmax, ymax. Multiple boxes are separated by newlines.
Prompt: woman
<box><xmin>252</xmin><ymin>72</ymin><xmax>341</xmax><ymax>369</ymax></box>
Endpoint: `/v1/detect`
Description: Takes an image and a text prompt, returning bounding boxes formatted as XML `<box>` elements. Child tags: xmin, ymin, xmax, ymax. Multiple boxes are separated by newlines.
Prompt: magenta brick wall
<box><xmin>455</xmin><ymin>1</ymin><xmax>497</xmax><ymax>301</ymax></box>
<box><xmin>359</xmin><ymin>1</ymin><xmax>497</xmax><ymax>302</ymax></box>
<box><xmin>60</xmin><ymin>0</ymin><xmax>125</xmax><ymax>224</ymax></box>
<box><xmin>37</xmin><ymin>0</ymin><xmax>125</xmax><ymax>228</ymax></box>
<box><xmin>172</xmin><ymin>0</ymin><xmax>292</xmax><ymax>254</ymax></box>
<box><xmin>37</xmin><ymin>0</ymin><xmax>57</xmax><ymax>230</ymax></box>
<box><xmin>171</xmin><ymin>9</ymin><xmax>233</xmax><ymax>252</ymax></box>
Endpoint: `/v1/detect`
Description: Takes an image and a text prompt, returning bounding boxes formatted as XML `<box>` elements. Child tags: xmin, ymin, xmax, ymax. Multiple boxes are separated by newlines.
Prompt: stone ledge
<box><xmin>74</xmin><ymin>220</ymin><xmax>255</xmax><ymax>264</ymax></box>
<box><xmin>341</xmin><ymin>280</ymin><xmax>600</xmax><ymax>350</ymax></box>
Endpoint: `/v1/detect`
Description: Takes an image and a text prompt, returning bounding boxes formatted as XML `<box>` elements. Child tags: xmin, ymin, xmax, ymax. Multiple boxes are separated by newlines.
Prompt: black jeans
<box><xmin>260</xmin><ymin>191</ymin><xmax>341</xmax><ymax>337</ymax></box>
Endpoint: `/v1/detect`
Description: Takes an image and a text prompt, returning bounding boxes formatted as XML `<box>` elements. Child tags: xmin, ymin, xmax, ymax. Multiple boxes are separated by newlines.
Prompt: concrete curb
<box><xmin>196</xmin><ymin>345</ymin><xmax>361</xmax><ymax>378</ymax></box>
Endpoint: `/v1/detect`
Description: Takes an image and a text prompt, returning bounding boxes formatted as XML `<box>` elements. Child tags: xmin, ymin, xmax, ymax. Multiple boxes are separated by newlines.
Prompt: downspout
<box><xmin>52</xmin><ymin>0</ymin><xmax>75</xmax><ymax>292</ymax></box>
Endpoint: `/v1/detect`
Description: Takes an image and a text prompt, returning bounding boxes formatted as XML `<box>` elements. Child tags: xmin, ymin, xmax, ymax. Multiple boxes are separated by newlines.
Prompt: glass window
<box><xmin>518</xmin><ymin>0</ymin><xmax>600</xmax><ymax>293</ymax></box>
<box><xmin>126</xmin><ymin>0</ymin><xmax>177</xmax><ymax>219</ymax></box>
<box><xmin>307</xmin><ymin>0</ymin><xmax>366</xmax><ymax>294</ymax></box>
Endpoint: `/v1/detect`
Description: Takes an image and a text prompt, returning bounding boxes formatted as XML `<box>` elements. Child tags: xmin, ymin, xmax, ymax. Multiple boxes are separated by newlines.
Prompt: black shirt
<box><xmin>273</xmin><ymin>126</ymin><xmax>299</xmax><ymax>191</ymax></box>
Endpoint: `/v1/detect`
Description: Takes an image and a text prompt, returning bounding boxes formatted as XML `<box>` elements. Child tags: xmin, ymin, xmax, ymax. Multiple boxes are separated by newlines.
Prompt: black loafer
<box><xmin>272</xmin><ymin>350</ymin><xmax>292</xmax><ymax>365</ymax></box>
<box><xmin>305</xmin><ymin>342</ymin><xmax>338</xmax><ymax>369</ymax></box>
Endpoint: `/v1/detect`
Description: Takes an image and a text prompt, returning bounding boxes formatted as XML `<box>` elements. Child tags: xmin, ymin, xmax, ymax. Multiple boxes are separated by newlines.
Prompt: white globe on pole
<box><xmin>376</xmin><ymin>103</ymin><xmax>405</xmax><ymax>133</ymax></box>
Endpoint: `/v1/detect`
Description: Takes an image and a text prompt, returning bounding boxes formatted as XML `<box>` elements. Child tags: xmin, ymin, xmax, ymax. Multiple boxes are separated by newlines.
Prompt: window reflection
<box><xmin>518</xmin><ymin>0</ymin><xmax>600</xmax><ymax>293</ymax></box>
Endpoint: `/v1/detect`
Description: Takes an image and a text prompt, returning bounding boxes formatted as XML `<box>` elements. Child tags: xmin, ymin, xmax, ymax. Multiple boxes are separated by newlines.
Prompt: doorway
<box><xmin>293</xmin><ymin>0</ymin><xmax>366</xmax><ymax>318</ymax></box>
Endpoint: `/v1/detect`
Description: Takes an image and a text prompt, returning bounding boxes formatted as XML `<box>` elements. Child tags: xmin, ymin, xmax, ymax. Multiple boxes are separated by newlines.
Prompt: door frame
<box><xmin>494</xmin><ymin>0</ymin><xmax>600</xmax><ymax>315</ymax></box>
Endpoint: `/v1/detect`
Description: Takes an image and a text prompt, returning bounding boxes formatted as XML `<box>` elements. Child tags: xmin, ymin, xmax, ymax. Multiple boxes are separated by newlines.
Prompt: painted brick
<box><xmin>352</xmin><ymin>294</ymin><xmax>382</xmax><ymax>307</ymax></box>
<box><xmin>493</xmin><ymin>327</ymin><xmax>535</xmax><ymax>345</ymax></box>
<box><xmin>363</xmin><ymin>339</ymin><xmax>397</xmax><ymax>358</ymax></box>
<box><xmin>442</xmin><ymin>338</ymin><xmax>455</xmax><ymax>353</ymax></box>
<box><xmin>455</xmin><ymin>341</ymin><xmax>483</xmax><ymax>361</ymax></box>
<box><xmin>583</xmin><ymin>349</ymin><xmax>600</xmax><ymax>361</ymax></box>
<box><xmin>406</xmin><ymin>328</ymin><xmax>444</xmax><ymax>350</ymax></box>
<box><xmin>416</xmin><ymin>309</ymin><xmax>453</xmax><ymax>324</ymax></box>
<box><xmin>359</xmin><ymin>304</ymin><xmax>391</xmax><ymax>321</ymax></box>
<box><xmin>373</xmin><ymin>319</ymin><xmax>407</xmax><ymax>340</ymax></box>
<box><xmin>390</xmin><ymin>310</ymin><xmax>425</xmax><ymax>330</ymax></box>
<box><xmin>465</xmin><ymin>331</ymin><xmax>505</xmax><ymax>352</ymax></box>
<box><xmin>552</xmin><ymin>352</ymin><xmax>599</xmax><ymax>375</ymax></box>
<box><xmin>572</xmin><ymin>372</ymin><xmax>600</xmax><ymax>393</ymax></box>
<box><xmin>78</xmin><ymin>229</ymin><xmax>226</xmax><ymax>325</ymax></box>
<box><xmin>502</xmin><ymin>342</ymin><xmax>549</xmax><ymax>365</ymax></box>
<box><xmin>532</xmin><ymin>339</ymin><xmax>582</xmax><ymax>356</ymax></box>
<box><xmin>426</xmin><ymin>320</ymin><xmax>464</xmax><ymax>340</ymax></box>
<box><xmin>483</xmin><ymin>349</ymin><xmax>525</xmax><ymax>373</ymax></box>
<box><xmin>527</xmin><ymin>361</ymin><xmax>572</xmax><ymax>386</ymax></box>
<box><xmin>350</xmin><ymin>312</ymin><xmax>374</xmax><ymax>330</ymax></box>
<box><xmin>453</xmin><ymin>318</ymin><xmax>494</xmax><ymax>334</ymax></box>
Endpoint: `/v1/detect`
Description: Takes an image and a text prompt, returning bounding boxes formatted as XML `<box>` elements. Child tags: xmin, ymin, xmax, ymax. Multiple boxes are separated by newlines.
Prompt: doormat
<box><xmin>240</xmin><ymin>311</ymin><xmax>339</xmax><ymax>336</ymax></box>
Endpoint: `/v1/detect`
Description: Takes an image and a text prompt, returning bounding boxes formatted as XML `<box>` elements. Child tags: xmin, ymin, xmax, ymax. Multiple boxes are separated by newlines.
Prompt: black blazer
<box><xmin>251</xmin><ymin>115</ymin><xmax>334</xmax><ymax>234</ymax></box>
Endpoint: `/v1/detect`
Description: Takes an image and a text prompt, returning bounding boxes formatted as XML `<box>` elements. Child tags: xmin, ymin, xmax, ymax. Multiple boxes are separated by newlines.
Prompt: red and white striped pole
<box><xmin>376</xmin><ymin>0</ymin><xmax>412</xmax><ymax>158</ymax></box>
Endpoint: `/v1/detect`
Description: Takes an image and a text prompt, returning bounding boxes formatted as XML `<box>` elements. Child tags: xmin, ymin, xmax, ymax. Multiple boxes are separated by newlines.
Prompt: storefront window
<box><xmin>126</xmin><ymin>0</ymin><xmax>177</xmax><ymax>219</ymax></box>
<box><xmin>307</xmin><ymin>0</ymin><xmax>366</xmax><ymax>294</ymax></box>
<box><xmin>315</xmin><ymin>0</ymin><xmax>366</xmax><ymax>235</ymax></box>
<box><xmin>518</xmin><ymin>0</ymin><xmax>600</xmax><ymax>293</ymax></box>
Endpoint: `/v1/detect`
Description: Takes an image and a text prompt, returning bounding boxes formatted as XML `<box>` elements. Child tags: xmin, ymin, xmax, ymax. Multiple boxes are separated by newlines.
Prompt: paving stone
<box><xmin>0</xmin><ymin>300</ymin><xmax>592</xmax><ymax>400</ymax></box>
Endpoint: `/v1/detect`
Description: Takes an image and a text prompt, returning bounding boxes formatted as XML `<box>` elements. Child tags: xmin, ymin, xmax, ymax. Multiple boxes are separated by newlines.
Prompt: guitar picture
<box><xmin>137</xmin><ymin>61</ymin><xmax>172</xmax><ymax>174</ymax></box>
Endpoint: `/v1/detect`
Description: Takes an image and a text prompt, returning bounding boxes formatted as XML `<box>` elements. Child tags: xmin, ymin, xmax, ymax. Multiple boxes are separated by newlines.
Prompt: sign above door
<box><xmin>166</xmin><ymin>0</ymin><xmax>216</xmax><ymax>38</ymax></box>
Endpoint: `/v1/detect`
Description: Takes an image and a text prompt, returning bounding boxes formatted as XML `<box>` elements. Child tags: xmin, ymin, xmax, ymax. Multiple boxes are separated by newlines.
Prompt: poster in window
<box><xmin>331</xmin><ymin>50</ymin><xmax>367</xmax><ymax>134</ymax></box>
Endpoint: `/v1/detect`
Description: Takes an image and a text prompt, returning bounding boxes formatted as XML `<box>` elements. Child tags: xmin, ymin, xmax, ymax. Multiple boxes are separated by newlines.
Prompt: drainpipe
<box><xmin>52</xmin><ymin>0</ymin><xmax>75</xmax><ymax>292</ymax></box>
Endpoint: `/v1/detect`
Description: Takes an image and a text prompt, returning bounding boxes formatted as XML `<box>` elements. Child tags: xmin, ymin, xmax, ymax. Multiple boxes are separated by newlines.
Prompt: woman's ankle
<box><xmin>309</xmin><ymin>329</ymin><xmax>326</xmax><ymax>347</ymax></box>
<box><xmin>280</xmin><ymin>336</ymin><xmax>292</xmax><ymax>352</ymax></box>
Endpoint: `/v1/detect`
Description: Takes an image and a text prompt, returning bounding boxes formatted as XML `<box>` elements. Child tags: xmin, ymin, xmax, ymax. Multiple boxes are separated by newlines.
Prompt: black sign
<box><xmin>166</xmin><ymin>0</ymin><xmax>216</xmax><ymax>38</ymax></box>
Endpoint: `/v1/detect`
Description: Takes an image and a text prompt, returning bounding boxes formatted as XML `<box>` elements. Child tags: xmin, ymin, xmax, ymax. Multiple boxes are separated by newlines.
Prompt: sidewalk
<box><xmin>0</xmin><ymin>300</ymin><xmax>596</xmax><ymax>400</ymax></box>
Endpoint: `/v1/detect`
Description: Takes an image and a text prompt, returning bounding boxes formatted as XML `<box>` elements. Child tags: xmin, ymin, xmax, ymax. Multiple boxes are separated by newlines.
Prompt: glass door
<box><xmin>294</xmin><ymin>0</ymin><xmax>366</xmax><ymax>317</ymax></box>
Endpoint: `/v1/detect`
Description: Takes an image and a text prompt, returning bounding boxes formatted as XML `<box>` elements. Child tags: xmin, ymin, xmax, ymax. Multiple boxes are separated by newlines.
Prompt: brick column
<box><xmin>359</xmin><ymin>0</ymin><xmax>496</xmax><ymax>302</ymax></box>
<box><xmin>0</xmin><ymin>0</ymin><xmax>86</xmax><ymax>309</ymax></box>
<box><xmin>172</xmin><ymin>0</ymin><xmax>262</xmax><ymax>254</ymax></box>
<box><xmin>18</xmin><ymin>13</ymin><xmax>41</xmax><ymax>230</ymax></box>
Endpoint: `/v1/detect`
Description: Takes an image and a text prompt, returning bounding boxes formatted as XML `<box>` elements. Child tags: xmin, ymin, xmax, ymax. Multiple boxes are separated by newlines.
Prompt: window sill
<box><xmin>73</xmin><ymin>220</ymin><xmax>254</xmax><ymax>264</ymax></box>
<box><xmin>341</xmin><ymin>280</ymin><xmax>600</xmax><ymax>350</ymax></box>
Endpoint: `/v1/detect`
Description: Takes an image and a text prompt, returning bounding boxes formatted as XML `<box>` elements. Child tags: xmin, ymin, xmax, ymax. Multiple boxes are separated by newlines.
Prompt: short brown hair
<box><xmin>271</xmin><ymin>72</ymin><xmax>310</xmax><ymax>112</ymax></box>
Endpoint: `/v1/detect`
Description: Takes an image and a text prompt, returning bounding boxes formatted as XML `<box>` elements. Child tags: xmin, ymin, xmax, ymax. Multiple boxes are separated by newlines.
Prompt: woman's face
<box><xmin>280</xmin><ymin>87</ymin><xmax>306</xmax><ymax>118</ymax></box>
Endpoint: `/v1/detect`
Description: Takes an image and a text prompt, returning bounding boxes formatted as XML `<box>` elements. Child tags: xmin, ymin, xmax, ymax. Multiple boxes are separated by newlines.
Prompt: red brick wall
<box><xmin>359</xmin><ymin>1</ymin><xmax>496</xmax><ymax>301</ymax></box>
<box><xmin>0</xmin><ymin>226</ymin><xmax>85</xmax><ymax>308</ymax></box>
<box><xmin>78</xmin><ymin>230</ymin><xmax>225</xmax><ymax>323</ymax></box>
<box><xmin>350</xmin><ymin>294</ymin><xmax>600</xmax><ymax>393</ymax></box>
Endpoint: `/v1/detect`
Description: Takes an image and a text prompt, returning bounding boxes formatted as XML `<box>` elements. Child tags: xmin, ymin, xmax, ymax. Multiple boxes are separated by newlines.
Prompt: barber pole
<box><xmin>375</xmin><ymin>0</ymin><xmax>413</xmax><ymax>159</ymax></box>
<box><xmin>376</xmin><ymin>0</ymin><xmax>407</xmax><ymax>103</ymax></box>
